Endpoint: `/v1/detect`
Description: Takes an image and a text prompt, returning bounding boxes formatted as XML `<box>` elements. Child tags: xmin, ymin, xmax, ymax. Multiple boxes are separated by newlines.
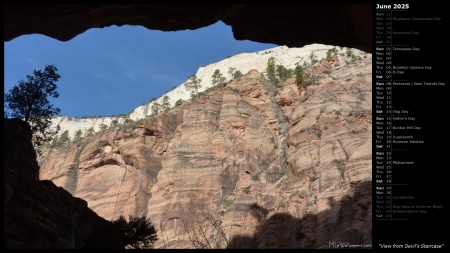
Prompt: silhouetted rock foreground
<box><xmin>4</xmin><ymin>118</ymin><xmax>122</xmax><ymax>249</ymax></box>
<box><xmin>4</xmin><ymin>4</ymin><xmax>371</xmax><ymax>53</ymax></box>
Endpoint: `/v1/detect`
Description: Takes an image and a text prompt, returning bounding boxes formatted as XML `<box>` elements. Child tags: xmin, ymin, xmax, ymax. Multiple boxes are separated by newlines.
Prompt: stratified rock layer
<box><xmin>40</xmin><ymin>54</ymin><xmax>372</xmax><ymax>249</ymax></box>
<box><xmin>46</xmin><ymin>44</ymin><xmax>362</xmax><ymax>140</ymax></box>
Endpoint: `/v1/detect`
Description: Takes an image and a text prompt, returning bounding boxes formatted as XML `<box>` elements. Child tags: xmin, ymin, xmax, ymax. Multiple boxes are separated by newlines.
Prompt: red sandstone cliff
<box><xmin>39</xmin><ymin>54</ymin><xmax>372</xmax><ymax>249</ymax></box>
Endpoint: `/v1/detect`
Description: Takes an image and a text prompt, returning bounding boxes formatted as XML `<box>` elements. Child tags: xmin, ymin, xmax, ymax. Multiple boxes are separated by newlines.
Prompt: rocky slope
<box><xmin>48</xmin><ymin>44</ymin><xmax>365</xmax><ymax>139</ymax></box>
<box><xmin>39</xmin><ymin>51</ymin><xmax>372</xmax><ymax>249</ymax></box>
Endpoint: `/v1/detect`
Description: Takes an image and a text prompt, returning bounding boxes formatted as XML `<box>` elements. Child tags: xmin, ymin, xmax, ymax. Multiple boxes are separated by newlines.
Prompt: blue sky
<box><xmin>4</xmin><ymin>21</ymin><xmax>277</xmax><ymax>118</ymax></box>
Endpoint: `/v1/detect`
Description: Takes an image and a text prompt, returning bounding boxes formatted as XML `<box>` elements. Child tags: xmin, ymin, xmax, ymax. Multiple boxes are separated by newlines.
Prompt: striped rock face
<box><xmin>39</xmin><ymin>51</ymin><xmax>372</xmax><ymax>249</ymax></box>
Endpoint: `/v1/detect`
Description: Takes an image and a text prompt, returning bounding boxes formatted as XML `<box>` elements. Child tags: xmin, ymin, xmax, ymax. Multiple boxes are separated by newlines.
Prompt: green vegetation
<box><xmin>211</xmin><ymin>69</ymin><xmax>227</xmax><ymax>86</ymax></box>
<box><xmin>175</xmin><ymin>99</ymin><xmax>183</xmax><ymax>107</ymax></box>
<box><xmin>73</xmin><ymin>130</ymin><xmax>83</xmax><ymax>142</ymax></box>
<box><xmin>265</xmin><ymin>57</ymin><xmax>295</xmax><ymax>86</ymax></box>
<box><xmin>151</xmin><ymin>102</ymin><xmax>160</xmax><ymax>116</ymax></box>
<box><xmin>161</xmin><ymin>95</ymin><xmax>170</xmax><ymax>112</ymax></box>
<box><xmin>294</xmin><ymin>65</ymin><xmax>305</xmax><ymax>84</ymax></box>
<box><xmin>219</xmin><ymin>198</ymin><xmax>234</xmax><ymax>209</ymax></box>
<box><xmin>59</xmin><ymin>130</ymin><xmax>71</xmax><ymax>143</ymax></box>
<box><xmin>49</xmin><ymin>136</ymin><xmax>59</xmax><ymax>148</ymax></box>
<box><xmin>344</xmin><ymin>47</ymin><xmax>362</xmax><ymax>65</ymax></box>
<box><xmin>46</xmin><ymin>115</ymin><xmax>154</xmax><ymax>150</ymax></box>
<box><xmin>185</xmin><ymin>74</ymin><xmax>202</xmax><ymax>99</ymax></box>
<box><xmin>320</xmin><ymin>106</ymin><xmax>325</xmax><ymax>113</ymax></box>
<box><xmin>4</xmin><ymin>64</ymin><xmax>61</xmax><ymax>151</ymax></box>
<box><xmin>346</xmin><ymin>48</ymin><xmax>353</xmax><ymax>58</ymax></box>
<box><xmin>119</xmin><ymin>118</ymin><xmax>147</xmax><ymax>130</ymax></box>
<box><xmin>276</xmin><ymin>64</ymin><xmax>293</xmax><ymax>83</ymax></box>
<box><xmin>111</xmin><ymin>119</ymin><xmax>119</xmax><ymax>127</ymax></box>
<box><xmin>305</xmin><ymin>75</ymin><xmax>320</xmax><ymax>86</ymax></box>
<box><xmin>228</xmin><ymin>67</ymin><xmax>242</xmax><ymax>80</ymax></box>
<box><xmin>326</xmin><ymin>47</ymin><xmax>338</xmax><ymax>60</ymax></box>
<box><xmin>265</xmin><ymin>57</ymin><xmax>278</xmax><ymax>84</ymax></box>
<box><xmin>50</xmin><ymin>129</ymin><xmax>71</xmax><ymax>148</ymax></box>
<box><xmin>233</xmin><ymin>70</ymin><xmax>242</xmax><ymax>79</ymax></box>
<box><xmin>85</xmin><ymin>127</ymin><xmax>95</xmax><ymax>137</ymax></box>
<box><xmin>309</xmin><ymin>52</ymin><xmax>318</xmax><ymax>65</ymax></box>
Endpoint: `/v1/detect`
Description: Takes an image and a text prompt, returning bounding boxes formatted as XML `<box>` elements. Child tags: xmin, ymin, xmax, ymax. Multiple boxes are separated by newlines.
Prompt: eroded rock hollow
<box><xmin>4</xmin><ymin>4</ymin><xmax>372</xmax><ymax>53</ymax></box>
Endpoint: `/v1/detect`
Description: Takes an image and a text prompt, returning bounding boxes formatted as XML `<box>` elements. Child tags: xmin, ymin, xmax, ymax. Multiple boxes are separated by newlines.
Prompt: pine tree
<box><xmin>276</xmin><ymin>65</ymin><xmax>293</xmax><ymax>83</ymax></box>
<box><xmin>151</xmin><ymin>102</ymin><xmax>160</xmax><ymax>116</ymax></box>
<box><xmin>85</xmin><ymin>127</ymin><xmax>95</xmax><ymax>137</ymax></box>
<box><xmin>212</xmin><ymin>69</ymin><xmax>226</xmax><ymax>86</ymax></box>
<box><xmin>185</xmin><ymin>74</ymin><xmax>202</xmax><ymax>99</ymax></box>
<box><xmin>265</xmin><ymin>57</ymin><xmax>278</xmax><ymax>84</ymax></box>
<box><xmin>73</xmin><ymin>130</ymin><xmax>83</xmax><ymax>142</ymax></box>
<box><xmin>58</xmin><ymin>130</ymin><xmax>71</xmax><ymax>144</ymax></box>
<box><xmin>4</xmin><ymin>64</ymin><xmax>61</xmax><ymax>149</ymax></box>
<box><xmin>294</xmin><ymin>65</ymin><xmax>305</xmax><ymax>84</ymax></box>
<box><xmin>161</xmin><ymin>95</ymin><xmax>170</xmax><ymax>112</ymax></box>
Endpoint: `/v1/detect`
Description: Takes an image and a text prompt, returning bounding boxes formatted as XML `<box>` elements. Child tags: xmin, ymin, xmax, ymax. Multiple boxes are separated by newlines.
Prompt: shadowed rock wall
<box><xmin>4</xmin><ymin>118</ymin><xmax>122</xmax><ymax>249</ymax></box>
<box><xmin>4</xmin><ymin>4</ymin><xmax>372</xmax><ymax>53</ymax></box>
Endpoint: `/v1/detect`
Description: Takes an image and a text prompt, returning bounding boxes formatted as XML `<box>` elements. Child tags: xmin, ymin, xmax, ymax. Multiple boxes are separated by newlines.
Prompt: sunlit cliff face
<box><xmin>39</xmin><ymin>51</ymin><xmax>372</xmax><ymax>248</ymax></box>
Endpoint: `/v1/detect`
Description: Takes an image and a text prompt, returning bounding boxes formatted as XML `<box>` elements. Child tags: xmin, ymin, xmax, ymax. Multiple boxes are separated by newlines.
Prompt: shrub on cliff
<box><xmin>73</xmin><ymin>129</ymin><xmax>83</xmax><ymax>142</ymax></box>
<box><xmin>265</xmin><ymin>57</ymin><xmax>294</xmax><ymax>86</ymax></box>
<box><xmin>161</xmin><ymin>95</ymin><xmax>171</xmax><ymax>112</ymax></box>
<box><xmin>294</xmin><ymin>65</ymin><xmax>305</xmax><ymax>84</ymax></box>
<box><xmin>211</xmin><ymin>69</ymin><xmax>227</xmax><ymax>86</ymax></box>
<box><xmin>228</xmin><ymin>67</ymin><xmax>242</xmax><ymax>80</ymax></box>
<box><xmin>112</xmin><ymin>215</ymin><xmax>158</xmax><ymax>249</ymax></box>
<box><xmin>185</xmin><ymin>74</ymin><xmax>202</xmax><ymax>99</ymax></box>
<box><xmin>265</xmin><ymin>57</ymin><xmax>278</xmax><ymax>84</ymax></box>
<box><xmin>175</xmin><ymin>99</ymin><xmax>183</xmax><ymax>107</ymax></box>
